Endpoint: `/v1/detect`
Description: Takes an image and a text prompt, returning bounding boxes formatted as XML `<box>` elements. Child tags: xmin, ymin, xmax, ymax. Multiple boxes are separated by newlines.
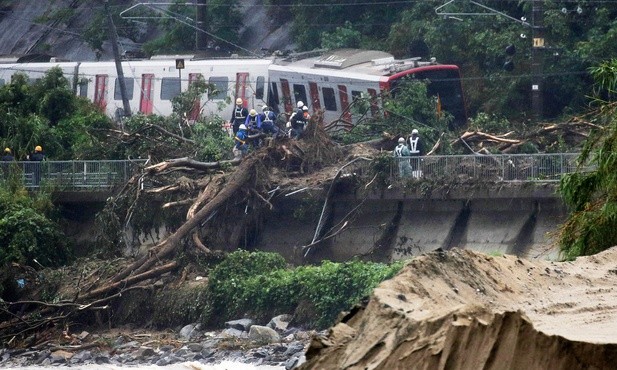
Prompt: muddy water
<box><xmin>14</xmin><ymin>361</ymin><xmax>284</xmax><ymax>370</ymax></box>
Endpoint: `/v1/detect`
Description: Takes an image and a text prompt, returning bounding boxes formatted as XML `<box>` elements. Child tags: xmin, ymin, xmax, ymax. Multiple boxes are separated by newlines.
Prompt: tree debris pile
<box><xmin>299</xmin><ymin>247</ymin><xmax>617</xmax><ymax>369</ymax></box>
<box><xmin>0</xmin><ymin>113</ymin><xmax>351</xmax><ymax>345</ymax></box>
<box><xmin>455</xmin><ymin>117</ymin><xmax>602</xmax><ymax>154</ymax></box>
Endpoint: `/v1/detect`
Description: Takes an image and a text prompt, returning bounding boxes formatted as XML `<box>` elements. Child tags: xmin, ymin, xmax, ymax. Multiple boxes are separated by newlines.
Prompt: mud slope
<box><xmin>299</xmin><ymin>248</ymin><xmax>617</xmax><ymax>369</ymax></box>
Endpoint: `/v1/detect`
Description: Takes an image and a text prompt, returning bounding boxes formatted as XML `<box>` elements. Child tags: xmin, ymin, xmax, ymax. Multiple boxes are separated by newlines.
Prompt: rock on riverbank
<box><xmin>0</xmin><ymin>315</ymin><xmax>312</xmax><ymax>369</ymax></box>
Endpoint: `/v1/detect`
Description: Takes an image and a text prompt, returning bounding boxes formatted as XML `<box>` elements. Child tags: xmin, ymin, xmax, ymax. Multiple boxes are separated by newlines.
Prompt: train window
<box><xmin>79</xmin><ymin>80</ymin><xmax>88</xmax><ymax>97</ymax></box>
<box><xmin>270</xmin><ymin>82</ymin><xmax>279</xmax><ymax>105</ymax></box>
<box><xmin>367</xmin><ymin>88</ymin><xmax>378</xmax><ymax>117</ymax></box>
<box><xmin>293</xmin><ymin>84</ymin><xmax>307</xmax><ymax>107</ymax></box>
<box><xmin>351</xmin><ymin>90</ymin><xmax>368</xmax><ymax>115</ymax></box>
<box><xmin>114</xmin><ymin>77</ymin><xmax>134</xmax><ymax>100</ymax></box>
<box><xmin>209</xmin><ymin>76</ymin><xmax>228</xmax><ymax>100</ymax></box>
<box><xmin>323</xmin><ymin>87</ymin><xmax>337</xmax><ymax>111</ymax></box>
<box><xmin>256</xmin><ymin>76</ymin><xmax>265</xmax><ymax>100</ymax></box>
<box><xmin>161</xmin><ymin>77</ymin><xmax>181</xmax><ymax>101</ymax></box>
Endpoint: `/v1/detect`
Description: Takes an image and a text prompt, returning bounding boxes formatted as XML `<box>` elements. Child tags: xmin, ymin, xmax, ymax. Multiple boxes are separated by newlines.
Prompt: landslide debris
<box><xmin>299</xmin><ymin>248</ymin><xmax>617</xmax><ymax>370</ymax></box>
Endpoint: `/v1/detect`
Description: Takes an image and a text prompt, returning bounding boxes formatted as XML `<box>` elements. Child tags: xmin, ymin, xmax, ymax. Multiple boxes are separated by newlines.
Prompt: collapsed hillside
<box><xmin>299</xmin><ymin>247</ymin><xmax>617</xmax><ymax>369</ymax></box>
<box><xmin>0</xmin><ymin>0</ymin><xmax>292</xmax><ymax>61</ymax></box>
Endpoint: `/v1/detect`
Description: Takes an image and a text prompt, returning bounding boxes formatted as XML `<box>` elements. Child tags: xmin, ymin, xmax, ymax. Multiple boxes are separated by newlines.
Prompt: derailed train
<box><xmin>0</xmin><ymin>49</ymin><xmax>466</xmax><ymax>130</ymax></box>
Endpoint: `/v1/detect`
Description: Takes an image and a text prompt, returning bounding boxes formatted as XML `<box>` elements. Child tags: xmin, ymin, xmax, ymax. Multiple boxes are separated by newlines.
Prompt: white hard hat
<box><xmin>239</xmin><ymin>124</ymin><xmax>247</xmax><ymax>130</ymax></box>
<box><xmin>398</xmin><ymin>137</ymin><xmax>405</xmax><ymax>143</ymax></box>
<box><xmin>303</xmin><ymin>106</ymin><xmax>309</xmax><ymax>111</ymax></box>
<box><xmin>236</xmin><ymin>98</ymin><xmax>243</xmax><ymax>105</ymax></box>
<box><xmin>262</xmin><ymin>106</ymin><xmax>269</xmax><ymax>111</ymax></box>
<box><xmin>412</xmin><ymin>129</ymin><xmax>419</xmax><ymax>135</ymax></box>
<box><xmin>297</xmin><ymin>101</ymin><xmax>304</xmax><ymax>108</ymax></box>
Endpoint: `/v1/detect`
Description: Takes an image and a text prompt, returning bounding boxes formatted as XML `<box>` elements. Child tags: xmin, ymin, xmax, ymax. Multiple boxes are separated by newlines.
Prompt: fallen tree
<box><xmin>0</xmin><ymin>111</ymin><xmax>355</xmax><ymax>344</ymax></box>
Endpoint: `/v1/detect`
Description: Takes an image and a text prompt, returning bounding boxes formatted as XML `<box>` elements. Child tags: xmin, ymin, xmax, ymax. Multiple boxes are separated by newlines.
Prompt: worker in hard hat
<box><xmin>1</xmin><ymin>147</ymin><xmax>14</xmax><ymax>161</ymax></box>
<box><xmin>393</xmin><ymin>137</ymin><xmax>412</xmax><ymax>178</ymax></box>
<box><xmin>260</xmin><ymin>106</ymin><xmax>279</xmax><ymax>137</ymax></box>
<box><xmin>407</xmin><ymin>129</ymin><xmax>424</xmax><ymax>178</ymax></box>
<box><xmin>233</xmin><ymin>124</ymin><xmax>249</xmax><ymax>159</ymax></box>
<box><xmin>230</xmin><ymin>98</ymin><xmax>248</xmax><ymax>135</ymax></box>
<box><xmin>27</xmin><ymin>145</ymin><xmax>45</xmax><ymax>161</ymax></box>
<box><xmin>245</xmin><ymin>109</ymin><xmax>263</xmax><ymax>148</ymax></box>
<box><xmin>290</xmin><ymin>102</ymin><xmax>308</xmax><ymax>139</ymax></box>
<box><xmin>286</xmin><ymin>101</ymin><xmax>304</xmax><ymax>137</ymax></box>
<box><xmin>27</xmin><ymin>145</ymin><xmax>45</xmax><ymax>186</ymax></box>
<box><xmin>245</xmin><ymin>108</ymin><xmax>262</xmax><ymax>131</ymax></box>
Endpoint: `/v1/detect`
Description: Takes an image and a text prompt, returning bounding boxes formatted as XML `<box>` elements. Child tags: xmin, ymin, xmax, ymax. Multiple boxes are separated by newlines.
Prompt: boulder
<box><xmin>267</xmin><ymin>314</ymin><xmax>292</xmax><ymax>332</ymax></box>
<box><xmin>248</xmin><ymin>325</ymin><xmax>280</xmax><ymax>344</ymax></box>
<box><xmin>225</xmin><ymin>318</ymin><xmax>254</xmax><ymax>332</ymax></box>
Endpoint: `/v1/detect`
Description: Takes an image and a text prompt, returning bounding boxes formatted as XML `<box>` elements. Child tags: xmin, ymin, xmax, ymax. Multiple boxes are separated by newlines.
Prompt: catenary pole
<box><xmin>531</xmin><ymin>0</ymin><xmax>545</xmax><ymax>120</ymax></box>
<box><xmin>105</xmin><ymin>0</ymin><xmax>132</xmax><ymax>118</ymax></box>
<box><xmin>195</xmin><ymin>0</ymin><xmax>208</xmax><ymax>51</ymax></box>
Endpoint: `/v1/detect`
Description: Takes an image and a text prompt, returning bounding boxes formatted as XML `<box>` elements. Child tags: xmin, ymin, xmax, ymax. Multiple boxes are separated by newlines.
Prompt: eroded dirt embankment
<box><xmin>299</xmin><ymin>248</ymin><xmax>617</xmax><ymax>370</ymax></box>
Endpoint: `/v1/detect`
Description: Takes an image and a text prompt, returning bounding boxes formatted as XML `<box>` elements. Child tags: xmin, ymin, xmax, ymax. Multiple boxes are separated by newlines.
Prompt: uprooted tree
<box><xmin>0</xmin><ymin>75</ymin><xmax>601</xmax><ymax>343</ymax></box>
<box><xmin>0</xmin><ymin>111</ymin><xmax>359</xmax><ymax>343</ymax></box>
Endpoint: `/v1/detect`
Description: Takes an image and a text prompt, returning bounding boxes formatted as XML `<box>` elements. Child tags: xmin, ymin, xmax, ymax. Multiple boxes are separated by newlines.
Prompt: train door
<box><xmin>280</xmin><ymin>79</ymin><xmax>292</xmax><ymax>113</ymax></box>
<box><xmin>140</xmin><ymin>74</ymin><xmax>154</xmax><ymax>114</ymax></box>
<box><xmin>235</xmin><ymin>72</ymin><xmax>249</xmax><ymax>106</ymax></box>
<box><xmin>338</xmin><ymin>84</ymin><xmax>352</xmax><ymax>123</ymax></box>
<box><xmin>188</xmin><ymin>73</ymin><xmax>202</xmax><ymax>121</ymax></box>
<box><xmin>367</xmin><ymin>88</ymin><xmax>379</xmax><ymax>117</ymax></box>
<box><xmin>309</xmin><ymin>82</ymin><xmax>321</xmax><ymax>111</ymax></box>
<box><xmin>94</xmin><ymin>74</ymin><xmax>108</xmax><ymax>112</ymax></box>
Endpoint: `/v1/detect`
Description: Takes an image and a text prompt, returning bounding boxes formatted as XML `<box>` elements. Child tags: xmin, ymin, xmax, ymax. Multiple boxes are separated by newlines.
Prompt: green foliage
<box><xmin>82</xmin><ymin>13</ymin><xmax>106</xmax><ymax>52</ymax></box>
<box><xmin>34</xmin><ymin>7</ymin><xmax>75</xmax><ymax>25</ymax></box>
<box><xmin>335</xmin><ymin>80</ymin><xmax>452</xmax><ymax>150</ymax></box>
<box><xmin>321</xmin><ymin>21</ymin><xmax>361</xmax><ymax>49</ymax></box>
<box><xmin>590</xmin><ymin>60</ymin><xmax>617</xmax><ymax>96</ymax></box>
<box><xmin>203</xmin><ymin>250</ymin><xmax>404</xmax><ymax>328</ymax></box>
<box><xmin>116</xmin><ymin>113</ymin><xmax>233</xmax><ymax>163</ymax></box>
<box><xmin>559</xmin><ymin>58</ymin><xmax>617</xmax><ymax>259</ymax></box>
<box><xmin>143</xmin><ymin>0</ymin><xmax>241</xmax><ymax>55</ymax></box>
<box><xmin>0</xmin><ymin>174</ymin><xmax>70</xmax><ymax>268</ymax></box>
<box><xmin>381</xmin><ymin>1</ymin><xmax>617</xmax><ymax>120</ymax></box>
<box><xmin>290</xmin><ymin>0</ymin><xmax>405</xmax><ymax>51</ymax></box>
<box><xmin>369</xmin><ymin>154</ymin><xmax>395</xmax><ymax>188</ymax></box>
<box><xmin>0</xmin><ymin>68</ymin><xmax>113</xmax><ymax>160</ymax></box>
<box><xmin>152</xmin><ymin>285</ymin><xmax>210</xmax><ymax>327</ymax></box>
<box><xmin>468</xmin><ymin>112</ymin><xmax>511</xmax><ymax>133</ymax></box>
<box><xmin>382</xmin><ymin>80</ymin><xmax>453</xmax><ymax>152</ymax></box>
<box><xmin>204</xmin><ymin>250</ymin><xmax>287</xmax><ymax>323</ymax></box>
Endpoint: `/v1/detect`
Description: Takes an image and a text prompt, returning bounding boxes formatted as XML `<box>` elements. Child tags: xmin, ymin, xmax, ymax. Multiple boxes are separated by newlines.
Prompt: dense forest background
<box><xmin>2</xmin><ymin>0</ymin><xmax>617</xmax><ymax>265</ymax></box>
<box><xmin>1</xmin><ymin>0</ymin><xmax>616</xmax><ymax>122</ymax></box>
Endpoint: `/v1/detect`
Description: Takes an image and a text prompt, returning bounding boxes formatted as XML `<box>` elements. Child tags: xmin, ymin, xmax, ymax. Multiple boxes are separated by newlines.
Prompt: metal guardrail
<box><xmin>0</xmin><ymin>154</ymin><xmax>588</xmax><ymax>193</ymax></box>
<box><xmin>389</xmin><ymin>153</ymin><xmax>588</xmax><ymax>182</ymax></box>
<box><xmin>0</xmin><ymin>160</ymin><xmax>147</xmax><ymax>190</ymax></box>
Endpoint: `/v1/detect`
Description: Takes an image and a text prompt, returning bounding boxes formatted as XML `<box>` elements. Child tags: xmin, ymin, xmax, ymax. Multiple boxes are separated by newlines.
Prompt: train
<box><xmin>0</xmin><ymin>49</ymin><xmax>467</xmax><ymax>130</ymax></box>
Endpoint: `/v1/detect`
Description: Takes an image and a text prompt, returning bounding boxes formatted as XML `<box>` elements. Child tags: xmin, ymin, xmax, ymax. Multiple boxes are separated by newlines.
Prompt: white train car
<box><xmin>75</xmin><ymin>58</ymin><xmax>272</xmax><ymax>121</ymax></box>
<box><xmin>0</xmin><ymin>60</ymin><xmax>80</xmax><ymax>89</ymax></box>
<box><xmin>0</xmin><ymin>57</ymin><xmax>272</xmax><ymax>122</ymax></box>
<box><xmin>0</xmin><ymin>50</ymin><xmax>466</xmax><ymax>129</ymax></box>
<box><xmin>268</xmin><ymin>49</ymin><xmax>466</xmax><ymax>131</ymax></box>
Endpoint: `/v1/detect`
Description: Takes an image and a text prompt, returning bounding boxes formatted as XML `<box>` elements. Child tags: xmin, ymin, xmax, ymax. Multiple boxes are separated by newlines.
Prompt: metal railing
<box><xmin>0</xmin><ymin>160</ymin><xmax>147</xmax><ymax>190</ymax></box>
<box><xmin>388</xmin><ymin>153</ymin><xmax>589</xmax><ymax>183</ymax></box>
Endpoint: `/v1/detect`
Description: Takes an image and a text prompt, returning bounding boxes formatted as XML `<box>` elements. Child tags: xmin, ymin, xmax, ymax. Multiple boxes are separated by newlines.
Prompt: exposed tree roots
<box><xmin>0</xmin><ymin>112</ymin><xmax>349</xmax><ymax>345</ymax></box>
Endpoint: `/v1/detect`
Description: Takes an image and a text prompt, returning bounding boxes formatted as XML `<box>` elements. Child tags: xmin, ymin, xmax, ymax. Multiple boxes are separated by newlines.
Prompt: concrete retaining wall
<box><xmin>255</xmin><ymin>195</ymin><xmax>567</xmax><ymax>262</ymax></box>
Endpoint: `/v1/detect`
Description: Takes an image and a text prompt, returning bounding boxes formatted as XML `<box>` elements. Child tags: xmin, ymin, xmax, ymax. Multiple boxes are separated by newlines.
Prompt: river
<box><xmin>12</xmin><ymin>361</ymin><xmax>284</xmax><ymax>369</ymax></box>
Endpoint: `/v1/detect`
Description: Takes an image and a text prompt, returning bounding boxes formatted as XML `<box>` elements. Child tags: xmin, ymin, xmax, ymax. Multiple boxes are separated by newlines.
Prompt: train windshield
<box><xmin>390</xmin><ymin>67</ymin><xmax>466</xmax><ymax>128</ymax></box>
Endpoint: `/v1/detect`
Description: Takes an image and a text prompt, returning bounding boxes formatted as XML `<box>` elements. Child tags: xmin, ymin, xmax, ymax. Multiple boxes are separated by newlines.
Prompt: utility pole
<box><xmin>195</xmin><ymin>0</ymin><xmax>208</xmax><ymax>51</ymax></box>
<box><xmin>531</xmin><ymin>0</ymin><xmax>544</xmax><ymax>120</ymax></box>
<box><xmin>105</xmin><ymin>0</ymin><xmax>132</xmax><ymax>118</ymax></box>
